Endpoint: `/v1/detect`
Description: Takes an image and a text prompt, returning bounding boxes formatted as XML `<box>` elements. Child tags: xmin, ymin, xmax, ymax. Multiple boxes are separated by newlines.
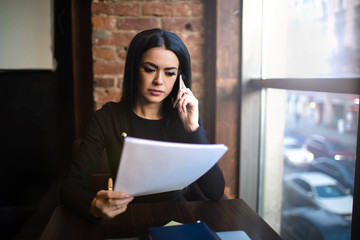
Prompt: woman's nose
<box><xmin>153</xmin><ymin>72</ymin><xmax>164</xmax><ymax>85</ymax></box>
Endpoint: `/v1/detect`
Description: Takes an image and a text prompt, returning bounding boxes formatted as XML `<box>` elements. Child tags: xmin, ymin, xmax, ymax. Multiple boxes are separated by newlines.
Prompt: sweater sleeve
<box><xmin>182</xmin><ymin>118</ymin><xmax>208</xmax><ymax>144</ymax></box>
<box><xmin>60</xmin><ymin>107</ymin><xmax>108</xmax><ymax>222</ymax></box>
<box><xmin>184</xmin><ymin>119</ymin><xmax>225</xmax><ymax>201</ymax></box>
<box><xmin>195</xmin><ymin>164</ymin><xmax>225</xmax><ymax>201</ymax></box>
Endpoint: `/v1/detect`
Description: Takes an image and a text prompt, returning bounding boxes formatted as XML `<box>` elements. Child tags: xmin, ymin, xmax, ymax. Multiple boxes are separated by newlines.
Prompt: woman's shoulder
<box><xmin>96</xmin><ymin>101</ymin><xmax>128</xmax><ymax>113</ymax></box>
<box><xmin>92</xmin><ymin>101</ymin><xmax>130</xmax><ymax>122</ymax></box>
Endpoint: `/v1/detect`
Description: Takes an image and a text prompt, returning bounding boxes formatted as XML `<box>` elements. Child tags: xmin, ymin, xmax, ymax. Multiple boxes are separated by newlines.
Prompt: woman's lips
<box><xmin>148</xmin><ymin>89</ymin><xmax>164</xmax><ymax>96</ymax></box>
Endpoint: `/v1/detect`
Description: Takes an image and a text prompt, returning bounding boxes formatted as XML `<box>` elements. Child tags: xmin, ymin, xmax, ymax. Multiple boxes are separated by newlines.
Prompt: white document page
<box><xmin>114</xmin><ymin>137</ymin><xmax>228</xmax><ymax>196</ymax></box>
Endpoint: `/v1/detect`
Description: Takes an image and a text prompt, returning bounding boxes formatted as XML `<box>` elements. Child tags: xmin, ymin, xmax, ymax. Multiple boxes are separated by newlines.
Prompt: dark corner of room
<box><xmin>0</xmin><ymin>0</ymin><xmax>75</xmax><ymax>239</ymax></box>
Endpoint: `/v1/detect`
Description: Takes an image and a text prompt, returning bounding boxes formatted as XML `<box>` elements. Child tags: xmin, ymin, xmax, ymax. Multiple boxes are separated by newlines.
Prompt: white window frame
<box><xmin>240</xmin><ymin>0</ymin><xmax>360</xmax><ymax>238</ymax></box>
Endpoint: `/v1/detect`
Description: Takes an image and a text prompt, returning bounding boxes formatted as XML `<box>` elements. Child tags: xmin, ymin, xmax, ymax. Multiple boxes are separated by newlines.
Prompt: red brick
<box><xmin>188</xmin><ymin>46</ymin><xmax>203</xmax><ymax>60</ymax></box>
<box><xmin>142</xmin><ymin>3</ymin><xmax>191</xmax><ymax>17</ymax></box>
<box><xmin>191</xmin><ymin>3</ymin><xmax>204</xmax><ymax>17</ymax></box>
<box><xmin>141</xmin><ymin>0</ymin><xmax>197</xmax><ymax>2</ymax></box>
<box><xmin>95</xmin><ymin>102</ymin><xmax>103</xmax><ymax>111</ymax></box>
<box><xmin>93</xmin><ymin>29</ymin><xmax>111</xmax><ymax>41</ymax></box>
<box><xmin>94</xmin><ymin>77</ymin><xmax>116</xmax><ymax>88</ymax></box>
<box><xmin>191</xmin><ymin>60</ymin><xmax>204</xmax><ymax>74</ymax></box>
<box><xmin>112</xmin><ymin>0</ymin><xmax>140</xmax><ymax>1</ymax></box>
<box><xmin>117</xmin><ymin>18</ymin><xmax>159</xmax><ymax>30</ymax></box>
<box><xmin>174</xmin><ymin>32</ymin><xmax>187</xmax><ymax>42</ymax></box>
<box><xmin>97</xmin><ymin>32</ymin><xmax>135</xmax><ymax>47</ymax></box>
<box><xmin>93</xmin><ymin>62</ymin><xmax>125</xmax><ymax>75</ymax></box>
<box><xmin>117</xmin><ymin>47</ymin><xmax>128</xmax><ymax>61</ymax></box>
<box><xmin>94</xmin><ymin>87</ymin><xmax>121</xmax><ymax>105</ymax></box>
<box><xmin>92</xmin><ymin>2</ymin><xmax>140</xmax><ymax>17</ymax></box>
<box><xmin>93</xmin><ymin>47</ymin><xmax>116</xmax><ymax>61</ymax></box>
<box><xmin>161</xmin><ymin>18</ymin><xmax>203</xmax><ymax>32</ymax></box>
<box><xmin>191</xmin><ymin>80</ymin><xmax>203</xmax><ymax>102</ymax></box>
<box><xmin>179</xmin><ymin>4</ymin><xmax>198</xmax><ymax>17</ymax></box>
<box><xmin>185</xmin><ymin>33</ymin><xmax>204</xmax><ymax>46</ymax></box>
<box><xmin>117</xmin><ymin>76</ymin><xmax>124</xmax><ymax>89</ymax></box>
<box><xmin>92</xmin><ymin>16</ymin><xmax>116</xmax><ymax>30</ymax></box>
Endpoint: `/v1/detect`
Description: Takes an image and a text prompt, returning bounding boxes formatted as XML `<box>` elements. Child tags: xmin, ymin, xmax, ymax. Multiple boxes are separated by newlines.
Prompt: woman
<box><xmin>60</xmin><ymin>28</ymin><xmax>225</xmax><ymax>221</ymax></box>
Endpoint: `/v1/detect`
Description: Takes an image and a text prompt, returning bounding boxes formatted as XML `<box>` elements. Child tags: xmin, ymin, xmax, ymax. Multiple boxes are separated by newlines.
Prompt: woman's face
<box><xmin>137</xmin><ymin>47</ymin><xmax>179</xmax><ymax>107</ymax></box>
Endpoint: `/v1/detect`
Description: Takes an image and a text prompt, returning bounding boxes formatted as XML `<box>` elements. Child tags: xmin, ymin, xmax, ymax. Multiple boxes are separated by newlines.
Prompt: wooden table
<box><xmin>40</xmin><ymin>199</ymin><xmax>282</xmax><ymax>240</ymax></box>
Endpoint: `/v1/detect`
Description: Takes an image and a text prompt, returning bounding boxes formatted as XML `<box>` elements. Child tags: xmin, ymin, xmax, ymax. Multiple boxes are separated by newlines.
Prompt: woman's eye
<box><xmin>166</xmin><ymin>72</ymin><xmax>176</xmax><ymax>77</ymax></box>
<box><xmin>144</xmin><ymin>67</ymin><xmax>155</xmax><ymax>73</ymax></box>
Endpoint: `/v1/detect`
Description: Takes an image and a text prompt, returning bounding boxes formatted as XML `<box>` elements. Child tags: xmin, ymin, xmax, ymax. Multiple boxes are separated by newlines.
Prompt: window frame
<box><xmin>244</xmin><ymin>77</ymin><xmax>360</xmax><ymax>239</ymax></box>
<box><xmin>240</xmin><ymin>1</ymin><xmax>359</xmax><ymax>238</ymax></box>
<box><xmin>249</xmin><ymin>78</ymin><xmax>360</xmax><ymax>95</ymax></box>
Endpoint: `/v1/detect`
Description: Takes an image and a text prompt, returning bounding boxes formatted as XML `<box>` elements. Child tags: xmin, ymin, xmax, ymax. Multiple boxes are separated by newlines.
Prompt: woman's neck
<box><xmin>132</xmin><ymin>102</ymin><xmax>164</xmax><ymax>120</ymax></box>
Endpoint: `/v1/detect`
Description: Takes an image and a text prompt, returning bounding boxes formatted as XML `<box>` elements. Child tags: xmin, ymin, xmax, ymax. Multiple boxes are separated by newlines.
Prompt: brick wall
<box><xmin>91</xmin><ymin>0</ymin><xmax>206</xmax><ymax>113</ymax></box>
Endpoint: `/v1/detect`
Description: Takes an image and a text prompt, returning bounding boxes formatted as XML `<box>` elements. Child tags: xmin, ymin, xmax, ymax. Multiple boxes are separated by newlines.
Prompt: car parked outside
<box><xmin>309</xmin><ymin>157</ymin><xmax>355</xmax><ymax>195</ymax></box>
<box><xmin>303</xmin><ymin>134</ymin><xmax>355</xmax><ymax>162</ymax></box>
<box><xmin>283</xmin><ymin>172</ymin><xmax>353</xmax><ymax>221</ymax></box>
<box><xmin>284</xmin><ymin>137</ymin><xmax>314</xmax><ymax>167</ymax></box>
<box><xmin>281</xmin><ymin>207</ymin><xmax>351</xmax><ymax>240</ymax></box>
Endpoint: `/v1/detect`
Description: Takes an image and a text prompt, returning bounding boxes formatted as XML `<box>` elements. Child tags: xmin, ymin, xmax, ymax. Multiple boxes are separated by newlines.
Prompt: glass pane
<box><xmin>262</xmin><ymin>0</ymin><xmax>360</xmax><ymax>78</ymax></box>
<box><xmin>262</xmin><ymin>89</ymin><xmax>358</xmax><ymax>240</ymax></box>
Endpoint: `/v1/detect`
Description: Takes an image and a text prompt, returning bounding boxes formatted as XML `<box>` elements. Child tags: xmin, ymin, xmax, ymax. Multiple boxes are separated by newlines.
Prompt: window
<box><xmin>316</xmin><ymin>185</ymin><xmax>346</xmax><ymax>198</ymax></box>
<box><xmin>323</xmin><ymin>163</ymin><xmax>338</xmax><ymax>175</ymax></box>
<box><xmin>294</xmin><ymin>179</ymin><xmax>312</xmax><ymax>192</ymax></box>
<box><xmin>241</xmin><ymin>0</ymin><xmax>359</xmax><ymax>239</ymax></box>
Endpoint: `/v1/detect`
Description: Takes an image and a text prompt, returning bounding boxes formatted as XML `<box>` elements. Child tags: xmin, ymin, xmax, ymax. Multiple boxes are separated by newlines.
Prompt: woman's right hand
<box><xmin>90</xmin><ymin>190</ymin><xmax>134</xmax><ymax>219</ymax></box>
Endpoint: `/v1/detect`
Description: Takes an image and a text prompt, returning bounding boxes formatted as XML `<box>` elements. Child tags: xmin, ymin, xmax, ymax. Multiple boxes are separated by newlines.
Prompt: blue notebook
<box><xmin>149</xmin><ymin>222</ymin><xmax>221</xmax><ymax>240</ymax></box>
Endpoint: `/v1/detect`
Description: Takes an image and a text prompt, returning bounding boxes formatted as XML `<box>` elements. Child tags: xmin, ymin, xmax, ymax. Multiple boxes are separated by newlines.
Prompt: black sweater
<box><xmin>60</xmin><ymin>102</ymin><xmax>225</xmax><ymax>221</ymax></box>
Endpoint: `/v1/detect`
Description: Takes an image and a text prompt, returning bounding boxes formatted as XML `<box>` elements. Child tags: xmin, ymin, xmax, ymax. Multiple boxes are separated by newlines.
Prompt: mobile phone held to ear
<box><xmin>173</xmin><ymin>74</ymin><xmax>183</xmax><ymax>108</ymax></box>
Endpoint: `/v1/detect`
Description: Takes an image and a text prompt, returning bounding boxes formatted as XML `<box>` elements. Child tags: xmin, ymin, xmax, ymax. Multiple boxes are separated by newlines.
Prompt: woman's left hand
<box><xmin>174</xmin><ymin>81</ymin><xmax>200</xmax><ymax>132</ymax></box>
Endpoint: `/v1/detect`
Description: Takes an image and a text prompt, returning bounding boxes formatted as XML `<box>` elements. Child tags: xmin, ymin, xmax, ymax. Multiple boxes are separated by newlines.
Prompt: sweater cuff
<box><xmin>60</xmin><ymin>182</ymin><xmax>102</xmax><ymax>223</ymax></box>
<box><xmin>184</xmin><ymin>123</ymin><xmax>208</xmax><ymax>144</ymax></box>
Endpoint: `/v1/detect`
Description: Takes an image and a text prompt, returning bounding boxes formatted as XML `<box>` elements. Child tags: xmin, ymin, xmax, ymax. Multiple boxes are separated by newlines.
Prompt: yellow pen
<box><xmin>108</xmin><ymin>178</ymin><xmax>113</xmax><ymax>206</ymax></box>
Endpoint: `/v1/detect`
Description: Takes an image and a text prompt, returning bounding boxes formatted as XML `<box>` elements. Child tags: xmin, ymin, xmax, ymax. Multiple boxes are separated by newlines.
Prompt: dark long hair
<box><xmin>121</xmin><ymin>28</ymin><xmax>192</xmax><ymax>111</ymax></box>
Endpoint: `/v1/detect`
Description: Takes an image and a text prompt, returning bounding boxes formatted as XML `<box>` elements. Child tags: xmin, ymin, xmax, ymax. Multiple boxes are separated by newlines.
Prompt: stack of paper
<box><xmin>114</xmin><ymin>137</ymin><xmax>228</xmax><ymax>196</ymax></box>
